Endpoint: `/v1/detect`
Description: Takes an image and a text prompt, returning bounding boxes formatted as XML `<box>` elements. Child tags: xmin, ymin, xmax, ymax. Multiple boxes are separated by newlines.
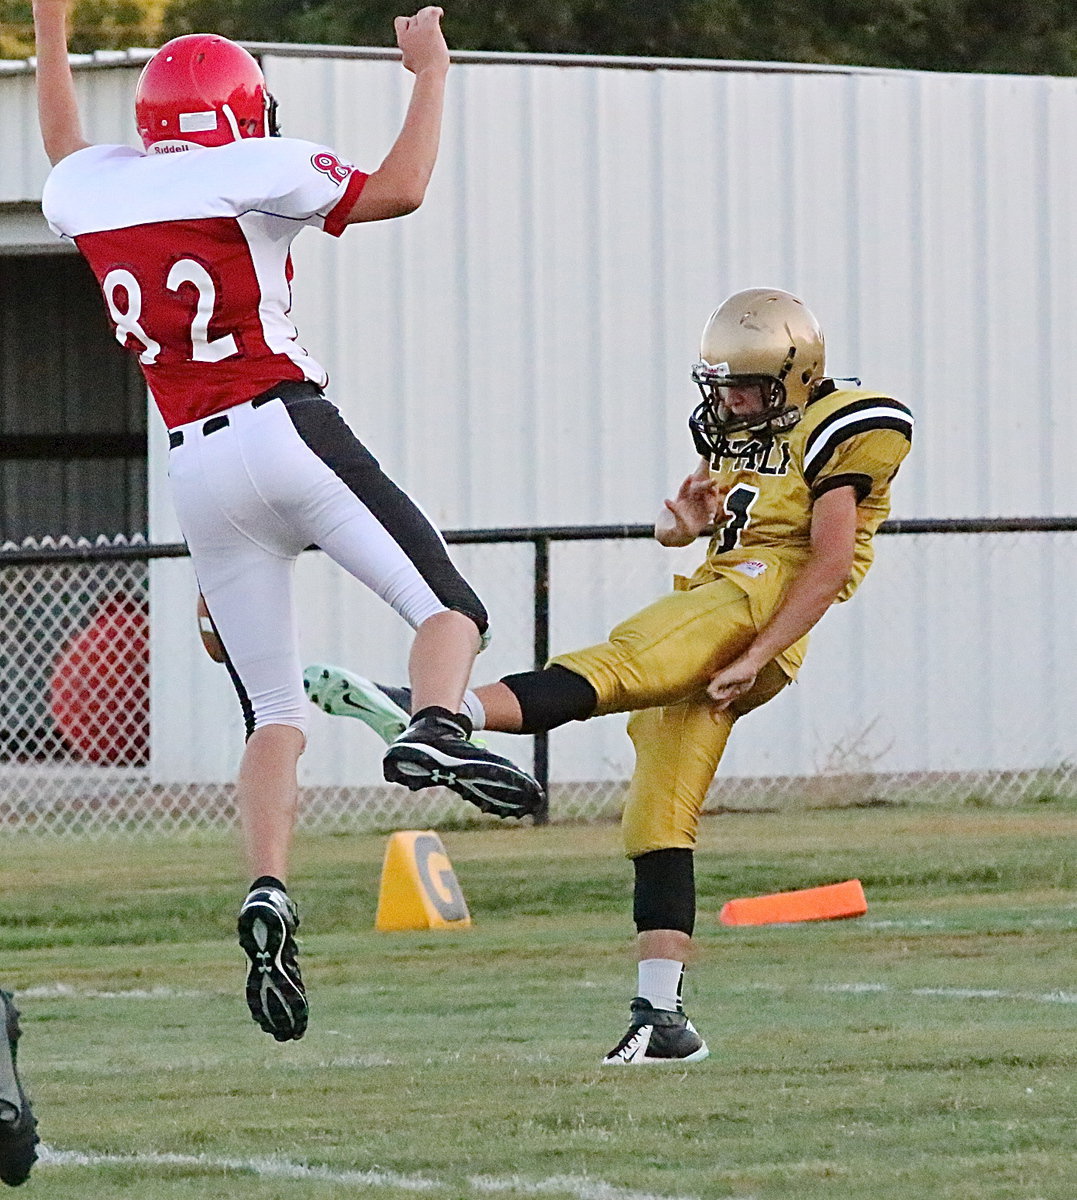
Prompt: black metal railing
<box><xmin>4</xmin><ymin>515</ymin><xmax>1075</xmax><ymax>824</ymax></box>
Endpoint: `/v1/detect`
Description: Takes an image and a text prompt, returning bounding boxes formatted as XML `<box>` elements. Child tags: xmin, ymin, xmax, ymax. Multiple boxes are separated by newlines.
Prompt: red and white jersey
<box><xmin>42</xmin><ymin>137</ymin><xmax>367</xmax><ymax>427</ymax></box>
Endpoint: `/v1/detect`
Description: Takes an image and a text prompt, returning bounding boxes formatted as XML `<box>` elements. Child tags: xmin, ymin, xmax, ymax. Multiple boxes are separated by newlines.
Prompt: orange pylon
<box><xmin>719</xmin><ymin>879</ymin><xmax>867</xmax><ymax>926</ymax></box>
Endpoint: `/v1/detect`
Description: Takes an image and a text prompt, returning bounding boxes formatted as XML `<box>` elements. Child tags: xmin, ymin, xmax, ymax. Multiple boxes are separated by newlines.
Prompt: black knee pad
<box><xmin>633</xmin><ymin>848</ymin><xmax>695</xmax><ymax>936</ymax></box>
<box><xmin>499</xmin><ymin>665</ymin><xmax>598</xmax><ymax>734</ymax></box>
<box><xmin>453</xmin><ymin>601</ymin><xmax>489</xmax><ymax>639</ymax></box>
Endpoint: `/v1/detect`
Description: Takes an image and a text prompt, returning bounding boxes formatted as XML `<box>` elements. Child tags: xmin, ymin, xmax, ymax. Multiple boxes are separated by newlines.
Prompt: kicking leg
<box><xmin>307</xmin><ymin>576</ymin><xmax>756</xmax><ymax>737</ymax></box>
<box><xmin>304</xmin><ymin>662</ymin><xmax>597</xmax><ymax>737</ymax></box>
<box><xmin>305</xmin><ymin>578</ymin><xmax>761</xmax><ymax>827</ymax></box>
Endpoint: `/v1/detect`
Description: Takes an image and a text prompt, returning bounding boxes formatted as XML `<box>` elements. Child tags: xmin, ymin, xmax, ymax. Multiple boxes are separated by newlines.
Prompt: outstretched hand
<box><xmin>395</xmin><ymin>7</ymin><xmax>450</xmax><ymax>75</ymax></box>
<box><xmin>661</xmin><ymin>465</ymin><xmax>725</xmax><ymax>543</ymax></box>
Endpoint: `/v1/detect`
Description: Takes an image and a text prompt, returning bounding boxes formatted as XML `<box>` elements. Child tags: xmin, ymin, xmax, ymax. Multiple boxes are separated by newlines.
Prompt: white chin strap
<box><xmin>221</xmin><ymin>103</ymin><xmax>243</xmax><ymax>142</ymax></box>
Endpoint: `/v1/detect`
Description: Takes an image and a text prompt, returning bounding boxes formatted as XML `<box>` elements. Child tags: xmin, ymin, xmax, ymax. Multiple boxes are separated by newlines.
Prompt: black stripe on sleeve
<box><xmin>803</xmin><ymin>413</ymin><xmax>913</xmax><ymax>486</ymax></box>
<box><xmin>811</xmin><ymin>472</ymin><xmax>874</xmax><ymax>502</ymax></box>
<box><xmin>803</xmin><ymin>397</ymin><xmax>912</xmax><ymax>465</ymax></box>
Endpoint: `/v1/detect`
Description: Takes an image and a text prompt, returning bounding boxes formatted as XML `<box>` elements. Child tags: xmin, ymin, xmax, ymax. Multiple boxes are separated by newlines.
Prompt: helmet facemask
<box><xmin>688</xmin><ymin>289</ymin><xmax>825</xmax><ymax>456</ymax></box>
<box><xmin>689</xmin><ymin>358</ymin><xmax>802</xmax><ymax>453</ymax></box>
<box><xmin>266</xmin><ymin>91</ymin><xmax>281</xmax><ymax>137</ymax></box>
<box><xmin>218</xmin><ymin>89</ymin><xmax>280</xmax><ymax>139</ymax></box>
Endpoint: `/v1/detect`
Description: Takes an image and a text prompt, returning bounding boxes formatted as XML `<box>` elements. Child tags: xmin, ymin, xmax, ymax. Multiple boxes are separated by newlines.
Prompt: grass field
<box><xmin>2</xmin><ymin>803</ymin><xmax>1075</xmax><ymax>1200</ymax></box>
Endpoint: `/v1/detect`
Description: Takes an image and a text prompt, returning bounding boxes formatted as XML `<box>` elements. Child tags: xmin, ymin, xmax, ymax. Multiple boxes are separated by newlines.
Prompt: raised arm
<box><xmin>706</xmin><ymin>483</ymin><xmax>858</xmax><ymax>712</ymax></box>
<box><xmin>342</xmin><ymin>6</ymin><xmax>450</xmax><ymax>224</ymax></box>
<box><xmin>33</xmin><ymin>0</ymin><xmax>91</xmax><ymax>165</ymax></box>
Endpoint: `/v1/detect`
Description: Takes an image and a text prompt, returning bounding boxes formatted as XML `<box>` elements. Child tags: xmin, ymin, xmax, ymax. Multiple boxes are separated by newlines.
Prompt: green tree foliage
<box><xmin>158</xmin><ymin>0</ymin><xmax>1077</xmax><ymax>75</ymax></box>
<box><xmin>4</xmin><ymin>0</ymin><xmax>1077</xmax><ymax>74</ymax></box>
<box><xmin>1</xmin><ymin>0</ymin><xmax>165</xmax><ymax>58</ymax></box>
<box><xmin>1</xmin><ymin>1</ymin><xmax>37</xmax><ymax>57</ymax></box>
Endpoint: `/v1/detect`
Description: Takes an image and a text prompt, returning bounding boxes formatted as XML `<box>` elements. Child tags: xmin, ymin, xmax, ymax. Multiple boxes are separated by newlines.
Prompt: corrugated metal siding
<box><xmin>1</xmin><ymin>52</ymin><xmax>1073</xmax><ymax>786</ymax></box>
<box><xmin>0</xmin><ymin>64</ymin><xmax>144</xmax><ymax>202</ymax></box>
<box><xmin>247</xmin><ymin>56</ymin><xmax>1077</xmax><ymax>790</ymax></box>
<box><xmin>155</xmin><ymin>54</ymin><xmax>1077</xmax><ymax>788</ymax></box>
<box><xmin>0</xmin><ymin>253</ymin><xmax>146</xmax><ymax>540</ymax></box>
<box><xmin>258</xmin><ymin>57</ymin><xmax>1077</xmax><ymax>524</ymax></box>
<box><xmin>0</xmin><ymin>72</ymin><xmax>46</xmax><ymax>202</ymax></box>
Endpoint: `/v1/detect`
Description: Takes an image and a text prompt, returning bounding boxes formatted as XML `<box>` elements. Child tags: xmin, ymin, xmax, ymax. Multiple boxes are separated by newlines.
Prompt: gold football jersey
<box><xmin>683</xmin><ymin>383</ymin><xmax>913</xmax><ymax>674</ymax></box>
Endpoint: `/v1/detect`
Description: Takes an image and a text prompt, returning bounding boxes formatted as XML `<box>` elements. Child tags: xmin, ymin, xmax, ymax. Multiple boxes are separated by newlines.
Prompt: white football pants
<box><xmin>167</xmin><ymin>385</ymin><xmax>487</xmax><ymax>737</ymax></box>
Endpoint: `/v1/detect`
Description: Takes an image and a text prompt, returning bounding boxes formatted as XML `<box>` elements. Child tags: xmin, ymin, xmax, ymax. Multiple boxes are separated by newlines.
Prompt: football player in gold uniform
<box><xmin>306</xmin><ymin>288</ymin><xmax>913</xmax><ymax>1064</ymax></box>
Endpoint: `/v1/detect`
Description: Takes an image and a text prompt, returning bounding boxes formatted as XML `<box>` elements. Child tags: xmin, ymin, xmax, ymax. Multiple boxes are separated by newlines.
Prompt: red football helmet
<box><xmin>135</xmin><ymin>35</ymin><xmax>279</xmax><ymax>151</ymax></box>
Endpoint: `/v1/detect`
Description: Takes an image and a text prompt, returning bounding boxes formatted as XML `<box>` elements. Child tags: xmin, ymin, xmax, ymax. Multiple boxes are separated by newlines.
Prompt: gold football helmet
<box><xmin>689</xmin><ymin>288</ymin><xmax>826</xmax><ymax>451</ymax></box>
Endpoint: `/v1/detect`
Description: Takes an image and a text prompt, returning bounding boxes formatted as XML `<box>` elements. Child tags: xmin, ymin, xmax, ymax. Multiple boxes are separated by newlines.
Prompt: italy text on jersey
<box><xmin>705</xmin><ymin>388</ymin><xmax>913</xmax><ymax>590</ymax></box>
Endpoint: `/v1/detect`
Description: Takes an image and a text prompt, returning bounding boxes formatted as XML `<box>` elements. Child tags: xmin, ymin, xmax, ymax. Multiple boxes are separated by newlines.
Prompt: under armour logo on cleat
<box><xmin>430</xmin><ymin>770</ymin><xmax>458</xmax><ymax>785</ymax></box>
<box><xmin>456</xmin><ymin>777</ymin><xmax>531</xmax><ymax>811</ymax></box>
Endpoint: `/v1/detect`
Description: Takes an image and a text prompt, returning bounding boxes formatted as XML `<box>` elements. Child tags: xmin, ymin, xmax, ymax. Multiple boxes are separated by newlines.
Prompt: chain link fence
<box><xmin>2</xmin><ymin>521</ymin><xmax>1075</xmax><ymax>837</ymax></box>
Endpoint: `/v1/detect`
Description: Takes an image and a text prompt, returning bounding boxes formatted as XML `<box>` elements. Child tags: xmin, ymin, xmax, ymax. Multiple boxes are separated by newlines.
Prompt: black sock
<box><xmin>411</xmin><ymin>706</ymin><xmax>473</xmax><ymax>737</ymax></box>
<box><xmin>250</xmin><ymin>875</ymin><xmax>286</xmax><ymax>894</ymax></box>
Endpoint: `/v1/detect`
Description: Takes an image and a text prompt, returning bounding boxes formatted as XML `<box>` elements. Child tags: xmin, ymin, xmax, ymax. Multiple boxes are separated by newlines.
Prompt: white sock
<box><xmin>462</xmin><ymin>690</ymin><xmax>486</xmax><ymax>730</ymax></box>
<box><xmin>637</xmin><ymin>958</ymin><xmax>684</xmax><ymax>1013</ymax></box>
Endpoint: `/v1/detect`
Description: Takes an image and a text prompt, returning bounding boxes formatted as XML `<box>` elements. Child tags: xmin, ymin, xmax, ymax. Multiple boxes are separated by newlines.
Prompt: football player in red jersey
<box><xmin>33</xmin><ymin>0</ymin><xmax>543</xmax><ymax>1042</ymax></box>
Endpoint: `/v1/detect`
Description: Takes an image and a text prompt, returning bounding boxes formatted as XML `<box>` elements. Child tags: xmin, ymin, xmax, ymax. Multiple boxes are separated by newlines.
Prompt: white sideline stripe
<box><xmin>749</xmin><ymin>982</ymin><xmax>1077</xmax><ymax>1005</ymax></box>
<box><xmin>39</xmin><ymin>1147</ymin><xmax>438</xmax><ymax>1191</ymax></box>
<box><xmin>863</xmin><ymin>917</ymin><xmax>1077</xmax><ymax>930</ymax></box>
<box><xmin>36</xmin><ymin>1148</ymin><xmax>720</xmax><ymax>1200</ymax></box>
<box><xmin>862</xmin><ymin>919</ymin><xmax>941</xmax><ymax>929</ymax></box>
<box><xmin>469</xmin><ymin>1175</ymin><xmax>728</xmax><ymax>1200</ymax></box>
<box><xmin>821</xmin><ymin>982</ymin><xmax>1077</xmax><ymax>1004</ymax></box>
<box><xmin>915</xmin><ymin>985</ymin><xmax>1077</xmax><ymax>1003</ymax></box>
<box><xmin>19</xmin><ymin>984</ymin><xmax>205</xmax><ymax>1000</ymax></box>
<box><xmin>24</xmin><ymin>978</ymin><xmax>1076</xmax><ymax>1007</ymax></box>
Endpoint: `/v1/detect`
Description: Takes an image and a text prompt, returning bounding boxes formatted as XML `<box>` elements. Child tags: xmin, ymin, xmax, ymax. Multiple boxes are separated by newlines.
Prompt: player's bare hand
<box><xmin>706</xmin><ymin>654</ymin><xmax>759</xmax><ymax>716</ymax></box>
<box><xmin>395</xmin><ymin>7</ymin><xmax>450</xmax><ymax>75</ymax></box>
<box><xmin>657</xmin><ymin>465</ymin><xmax>725</xmax><ymax>545</ymax></box>
<box><xmin>668</xmin><ymin>468</ymin><xmax>723</xmax><ymax>528</ymax></box>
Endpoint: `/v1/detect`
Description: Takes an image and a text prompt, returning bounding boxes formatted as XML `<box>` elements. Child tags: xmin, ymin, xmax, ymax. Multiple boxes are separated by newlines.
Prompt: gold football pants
<box><xmin>550</xmin><ymin>575</ymin><xmax>791</xmax><ymax>858</ymax></box>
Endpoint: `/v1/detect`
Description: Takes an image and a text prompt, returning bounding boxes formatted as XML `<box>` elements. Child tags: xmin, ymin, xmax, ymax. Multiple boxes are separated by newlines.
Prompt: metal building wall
<box><xmin>2</xmin><ymin>52</ymin><xmax>1073</xmax><ymax>792</ymax></box>
<box><xmin>254</xmin><ymin>54</ymin><xmax>1077</xmax><ymax>525</ymax></box>
<box><xmin>0</xmin><ymin>253</ymin><xmax>147</xmax><ymax>542</ymax></box>
<box><xmin>0</xmin><ymin>57</ymin><xmax>145</xmax><ymax>203</ymax></box>
<box><xmin>0</xmin><ymin>60</ymin><xmax>149</xmax><ymax>546</ymax></box>
<box><xmin>257</xmin><ymin>53</ymin><xmax>1077</xmax><ymax>793</ymax></box>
